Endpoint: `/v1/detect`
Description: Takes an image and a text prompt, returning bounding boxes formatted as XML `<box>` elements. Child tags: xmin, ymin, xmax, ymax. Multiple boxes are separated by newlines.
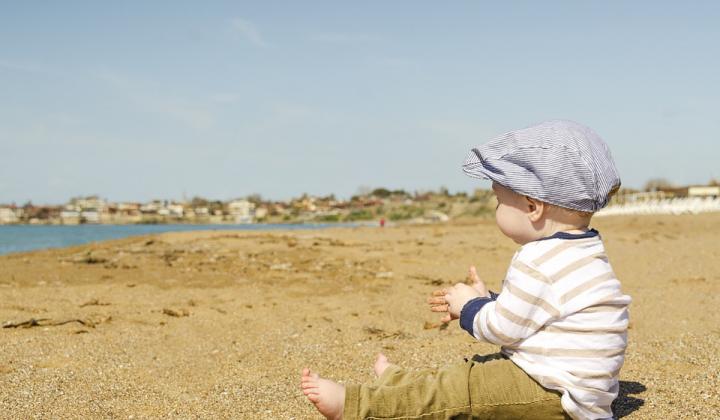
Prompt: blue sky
<box><xmin>1</xmin><ymin>1</ymin><xmax>718</xmax><ymax>204</ymax></box>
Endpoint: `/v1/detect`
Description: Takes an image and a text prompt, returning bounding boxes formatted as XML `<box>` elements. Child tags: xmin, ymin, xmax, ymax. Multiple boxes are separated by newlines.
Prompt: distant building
<box><xmin>116</xmin><ymin>202</ymin><xmax>141</xmax><ymax>215</ymax></box>
<box><xmin>194</xmin><ymin>207</ymin><xmax>210</xmax><ymax>217</ymax></box>
<box><xmin>301</xmin><ymin>197</ymin><xmax>317</xmax><ymax>212</ymax></box>
<box><xmin>688</xmin><ymin>186</ymin><xmax>720</xmax><ymax>198</ymax></box>
<box><xmin>426</xmin><ymin>210</ymin><xmax>450</xmax><ymax>222</ymax></box>
<box><xmin>270</xmin><ymin>203</ymin><xmax>289</xmax><ymax>216</ymax></box>
<box><xmin>80</xmin><ymin>209</ymin><xmax>101</xmax><ymax>224</ymax></box>
<box><xmin>167</xmin><ymin>203</ymin><xmax>184</xmax><ymax>218</ymax></box>
<box><xmin>140</xmin><ymin>200</ymin><xmax>167</xmax><ymax>215</ymax></box>
<box><xmin>0</xmin><ymin>207</ymin><xmax>19</xmax><ymax>224</ymax></box>
<box><xmin>63</xmin><ymin>196</ymin><xmax>107</xmax><ymax>223</ymax></box>
<box><xmin>255</xmin><ymin>206</ymin><xmax>268</xmax><ymax>220</ymax></box>
<box><xmin>104</xmin><ymin>202</ymin><xmax>141</xmax><ymax>223</ymax></box>
<box><xmin>70</xmin><ymin>196</ymin><xmax>107</xmax><ymax>212</ymax></box>
<box><xmin>60</xmin><ymin>208</ymin><xmax>81</xmax><ymax>225</ymax></box>
<box><xmin>228</xmin><ymin>199</ymin><xmax>255</xmax><ymax>223</ymax></box>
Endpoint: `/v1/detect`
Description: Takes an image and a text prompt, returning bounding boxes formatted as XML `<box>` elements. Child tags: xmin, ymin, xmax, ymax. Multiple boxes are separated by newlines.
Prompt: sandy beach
<box><xmin>1</xmin><ymin>214</ymin><xmax>719</xmax><ymax>419</ymax></box>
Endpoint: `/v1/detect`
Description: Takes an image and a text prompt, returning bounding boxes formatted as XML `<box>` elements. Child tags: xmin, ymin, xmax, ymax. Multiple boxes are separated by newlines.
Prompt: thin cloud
<box><xmin>310</xmin><ymin>33</ymin><xmax>379</xmax><ymax>44</ymax></box>
<box><xmin>96</xmin><ymin>71</ymin><xmax>216</xmax><ymax>131</ymax></box>
<box><xmin>230</xmin><ymin>17</ymin><xmax>267</xmax><ymax>47</ymax></box>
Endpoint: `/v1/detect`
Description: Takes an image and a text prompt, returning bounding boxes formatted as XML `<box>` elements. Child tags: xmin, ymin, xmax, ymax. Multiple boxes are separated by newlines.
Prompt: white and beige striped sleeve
<box><xmin>472</xmin><ymin>257</ymin><xmax>561</xmax><ymax>346</ymax></box>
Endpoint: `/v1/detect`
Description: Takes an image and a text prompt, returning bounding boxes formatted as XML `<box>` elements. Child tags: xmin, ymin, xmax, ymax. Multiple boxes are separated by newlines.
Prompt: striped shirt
<box><xmin>462</xmin><ymin>230</ymin><xmax>631</xmax><ymax>420</ymax></box>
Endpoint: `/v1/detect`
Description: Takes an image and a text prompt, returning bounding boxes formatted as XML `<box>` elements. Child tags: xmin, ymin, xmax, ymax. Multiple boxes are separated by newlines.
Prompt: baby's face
<box><xmin>491</xmin><ymin>182</ymin><xmax>538</xmax><ymax>245</ymax></box>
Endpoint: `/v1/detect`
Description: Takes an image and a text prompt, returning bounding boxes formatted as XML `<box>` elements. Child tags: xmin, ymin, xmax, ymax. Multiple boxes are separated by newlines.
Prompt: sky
<box><xmin>1</xmin><ymin>1</ymin><xmax>719</xmax><ymax>204</ymax></box>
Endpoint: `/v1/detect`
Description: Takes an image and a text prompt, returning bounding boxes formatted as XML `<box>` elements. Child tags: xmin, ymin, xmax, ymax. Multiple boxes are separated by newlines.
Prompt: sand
<box><xmin>1</xmin><ymin>214</ymin><xmax>719</xmax><ymax>419</ymax></box>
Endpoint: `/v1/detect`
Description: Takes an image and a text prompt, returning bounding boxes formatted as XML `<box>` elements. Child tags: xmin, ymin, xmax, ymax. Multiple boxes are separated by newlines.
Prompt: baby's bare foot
<box><xmin>301</xmin><ymin>368</ymin><xmax>345</xmax><ymax>420</ymax></box>
<box><xmin>373</xmin><ymin>353</ymin><xmax>391</xmax><ymax>377</ymax></box>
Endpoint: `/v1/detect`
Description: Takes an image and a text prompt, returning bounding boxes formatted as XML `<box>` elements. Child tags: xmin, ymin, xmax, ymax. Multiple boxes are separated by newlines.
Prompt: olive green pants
<box><xmin>343</xmin><ymin>353</ymin><xmax>568</xmax><ymax>420</ymax></box>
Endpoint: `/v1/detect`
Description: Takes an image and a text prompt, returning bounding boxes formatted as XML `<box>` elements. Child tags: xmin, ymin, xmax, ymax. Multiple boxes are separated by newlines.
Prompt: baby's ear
<box><xmin>526</xmin><ymin>196</ymin><xmax>545</xmax><ymax>222</ymax></box>
<box><xmin>525</xmin><ymin>196</ymin><xmax>536</xmax><ymax>212</ymax></box>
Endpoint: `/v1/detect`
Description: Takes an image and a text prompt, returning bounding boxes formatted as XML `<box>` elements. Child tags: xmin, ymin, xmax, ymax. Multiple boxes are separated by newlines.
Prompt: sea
<box><xmin>0</xmin><ymin>223</ymin><xmax>355</xmax><ymax>255</ymax></box>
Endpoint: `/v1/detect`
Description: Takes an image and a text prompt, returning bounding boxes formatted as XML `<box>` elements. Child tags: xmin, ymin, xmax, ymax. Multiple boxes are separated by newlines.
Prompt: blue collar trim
<box><xmin>538</xmin><ymin>228</ymin><xmax>599</xmax><ymax>241</ymax></box>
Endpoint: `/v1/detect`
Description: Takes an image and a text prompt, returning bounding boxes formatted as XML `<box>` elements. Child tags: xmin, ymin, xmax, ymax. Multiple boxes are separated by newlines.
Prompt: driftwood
<box><xmin>79</xmin><ymin>299</ymin><xmax>110</xmax><ymax>308</ymax></box>
<box><xmin>162</xmin><ymin>308</ymin><xmax>189</xmax><ymax>317</ymax></box>
<box><xmin>2</xmin><ymin>318</ymin><xmax>98</xmax><ymax>329</ymax></box>
<box><xmin>2</xmin><ymin>318</ymin><xmax>50</xmax><ymax>328</ymax></box>
<box><xmin>362</xmin><ymin>326</ymin><xmax>412</xmax><ymax>339</ymax></box>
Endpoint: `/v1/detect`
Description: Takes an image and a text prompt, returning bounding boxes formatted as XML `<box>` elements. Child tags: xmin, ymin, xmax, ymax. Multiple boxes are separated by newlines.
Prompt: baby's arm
<box><xmin>464</xmin><ymin>260</ymin><xmax>560</xmax><ymax>346</ymax></box>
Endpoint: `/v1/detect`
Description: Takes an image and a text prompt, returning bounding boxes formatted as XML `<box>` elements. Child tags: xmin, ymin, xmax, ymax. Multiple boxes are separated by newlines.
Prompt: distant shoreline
<box><xmin>0</xmin><ymin>220</ymin><xmax>372</xmax><ymax>227</ymax></box>
<box><xmin>0</xmin><ymin>222</ymin><xmax>369</xmax><ymax>256</ymax></box>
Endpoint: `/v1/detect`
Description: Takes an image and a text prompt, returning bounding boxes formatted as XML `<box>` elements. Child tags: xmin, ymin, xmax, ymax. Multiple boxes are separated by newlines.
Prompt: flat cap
<box><xmin>462</xmin><ymin>120</ymin><xmax>620</xmax><ymax>212</ymax></box>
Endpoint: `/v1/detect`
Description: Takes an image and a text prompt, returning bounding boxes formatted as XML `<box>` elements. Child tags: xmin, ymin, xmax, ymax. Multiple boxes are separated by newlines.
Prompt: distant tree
<box><xmin>709</xmin><ymin>178</ymin><xmax>719</xmax><ymax>186</ymax></box>
<box><xmin>470</xmin><ymin>189</ymin><xmax>494</xmax><ymax>204</ymax></box>
<box><xmin>246</xmin><ymin>193</ymin><xmax>263</xmax><ymax>204</ymax></box>
<box><xmin>617</xmin><ymin>187</ymin><xmax>640</xmax><ymax>195</ymax></box>
<box><xmin>371</xmin><ymin>188</ymin><xmax>392</xmax><ymax>198</ymax></box>
<box><xmin>413</xmin><ymin>189</ymin><xmax>430</xmax><ymax>199</ymax></box>
<box><xmin>35</xmin><ymin>207</ymin><xmax>52</xmax><ymax>220</ymax></box>
<box><xmin>643</xmin><ymin>178</ymin><xmax>674</xmax><ymax>192</ymax></box>
<box><xmin>315</xmin><ymin>214</ymin><xmax>340</xmax><ymax>222</ymax></box>
<box><xmin>345</xmin><ymin>209</ymin><xmax>374</xmax><ymax>221</ymax></box>
<box><xmin>190</xmin><ymin>196</ymin><xmax>209</xmax><ymax>207</ymax></box>
<box><xmin>208</xmin><ymin>200</ymin><xmax>225</xmax><ymax>214</ymax></box>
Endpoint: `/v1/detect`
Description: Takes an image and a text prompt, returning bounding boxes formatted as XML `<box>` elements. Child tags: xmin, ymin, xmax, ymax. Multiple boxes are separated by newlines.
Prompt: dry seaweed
<box><xmin>79</xmin><ymin>299</ymin><xmax>110</xmax><ymax>308</ymax></box>
<box><xmin>3</xmin><ymin>318</ymin><xmax>92</xmax><ymax>329</ymax></box>
<box><xmin>162</xmin><ymin>308</ymin><xmax>189</xmax><ymax>317</ymax></box>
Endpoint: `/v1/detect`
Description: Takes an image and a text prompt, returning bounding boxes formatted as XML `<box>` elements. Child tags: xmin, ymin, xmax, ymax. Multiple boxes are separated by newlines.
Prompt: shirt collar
<box><xmin>537</xmin><ymin>228</ymin><xmax>599</xmax><ymax>241</ymax></box>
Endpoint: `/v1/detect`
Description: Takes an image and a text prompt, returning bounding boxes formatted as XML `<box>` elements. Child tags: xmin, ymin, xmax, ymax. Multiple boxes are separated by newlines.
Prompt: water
<box><xmin>0</xmin><ymin>223</ymin><xmax>355</xmax><ymax>255</ymax></box>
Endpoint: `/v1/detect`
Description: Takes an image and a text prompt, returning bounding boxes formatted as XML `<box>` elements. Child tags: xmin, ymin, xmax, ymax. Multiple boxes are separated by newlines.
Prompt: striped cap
<box><xmin>462</xmin><ymin>120</ymin><xmax>620</xmax><ymax>212</ymax></box>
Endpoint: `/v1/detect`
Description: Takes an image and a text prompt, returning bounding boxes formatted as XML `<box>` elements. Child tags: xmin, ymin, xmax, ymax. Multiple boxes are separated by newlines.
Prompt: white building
<box><xmin>140</xmin><ymin>200</ymin><xmax>165</xmax><ymax>214</ymax></box>
<box><xmin>167</xmin><ymin>203</ymin><xmax>185</xmax><ymax>218</ymax></box>
<box><xmin>70</xmin><ymin>196</ymin><xmax>107</xmax><ymax>212</ymax></box>
<box><xmin>80</xmin><ymin>209</ymin><xmax>101</xmax><ymax>224</ymax></box>
<box><xmin>426</xmin><ymin>210</ymin><xmax>450</xmax><ymax>222</ymax></box>
<box><xmin>0</xmin><ymin>207</ymin><xmax>18</xmax><ymax>224</ymax></box>
<box><xmin>688</xmin><ymin>186</ymin><xmax>720</xmax><ymax>198</ymax></box>
<box><xmin>194</xmin><ymin>207</ymin><xmax>210</xmax><ymax>216</ymax></box>
<box><xmin>228</xmin><ymin>199</ymin><xmax>255</xmax><ymax>224</ymax></box>
<box><xmin>60</xmin><ymin>208</ymin><xmax>81</xmax><ymax>225</ymax></box>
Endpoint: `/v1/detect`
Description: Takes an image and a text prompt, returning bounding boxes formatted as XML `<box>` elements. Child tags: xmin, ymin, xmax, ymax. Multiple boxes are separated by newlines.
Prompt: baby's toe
<box><xmin>301</xmin><ymin>381</ymin><xmax>318</xmax><ymax>389</ymax></box>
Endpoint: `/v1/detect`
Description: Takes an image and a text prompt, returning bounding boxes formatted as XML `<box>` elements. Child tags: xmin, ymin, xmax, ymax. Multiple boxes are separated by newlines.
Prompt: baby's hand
<box><xmin>428</xmin><ymin>289</ymin><xmax>451</xmax><ymax>323</ymax></box>
<box><xmin>428</xmin><ymin>266</ymin><xmax>489</xmax><ymax>323</ymax></box>
<box><xmin>444</xmin><ymin>283</ymin><xmax>483</xmax><ymax>320</ymax></box>
<box><xmin>466</xmin><ymin>266</ymin><xmax>489</xmax><ymax>297</ymax></box>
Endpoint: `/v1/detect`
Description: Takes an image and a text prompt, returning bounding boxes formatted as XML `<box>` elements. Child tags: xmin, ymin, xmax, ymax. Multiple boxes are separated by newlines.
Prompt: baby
<box><xmin>301</xmin><ymin>120</ymin><xmax>631</xmax><ymax>420</ymax></box>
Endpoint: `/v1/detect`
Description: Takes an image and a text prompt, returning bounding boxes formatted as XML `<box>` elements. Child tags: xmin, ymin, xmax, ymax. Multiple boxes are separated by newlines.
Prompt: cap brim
<box><xmin>462</xmin><ymin>148</ymin><xmax>495</xmax><ymax>181</ymax></box>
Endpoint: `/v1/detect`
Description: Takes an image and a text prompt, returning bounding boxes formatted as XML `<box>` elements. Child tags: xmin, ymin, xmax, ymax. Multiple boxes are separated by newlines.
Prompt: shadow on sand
<box><xmin>612</xmin><ymin>381</ymin><xmax>646</xmax><ymax>418</ymax></box>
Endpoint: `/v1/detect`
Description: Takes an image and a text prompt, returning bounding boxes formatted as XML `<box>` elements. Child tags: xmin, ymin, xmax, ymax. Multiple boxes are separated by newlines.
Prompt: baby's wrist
<box><xmin>459</xmin><ymin>297</ymin><xmax>493</xmax><ymax>336</ymax></box>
